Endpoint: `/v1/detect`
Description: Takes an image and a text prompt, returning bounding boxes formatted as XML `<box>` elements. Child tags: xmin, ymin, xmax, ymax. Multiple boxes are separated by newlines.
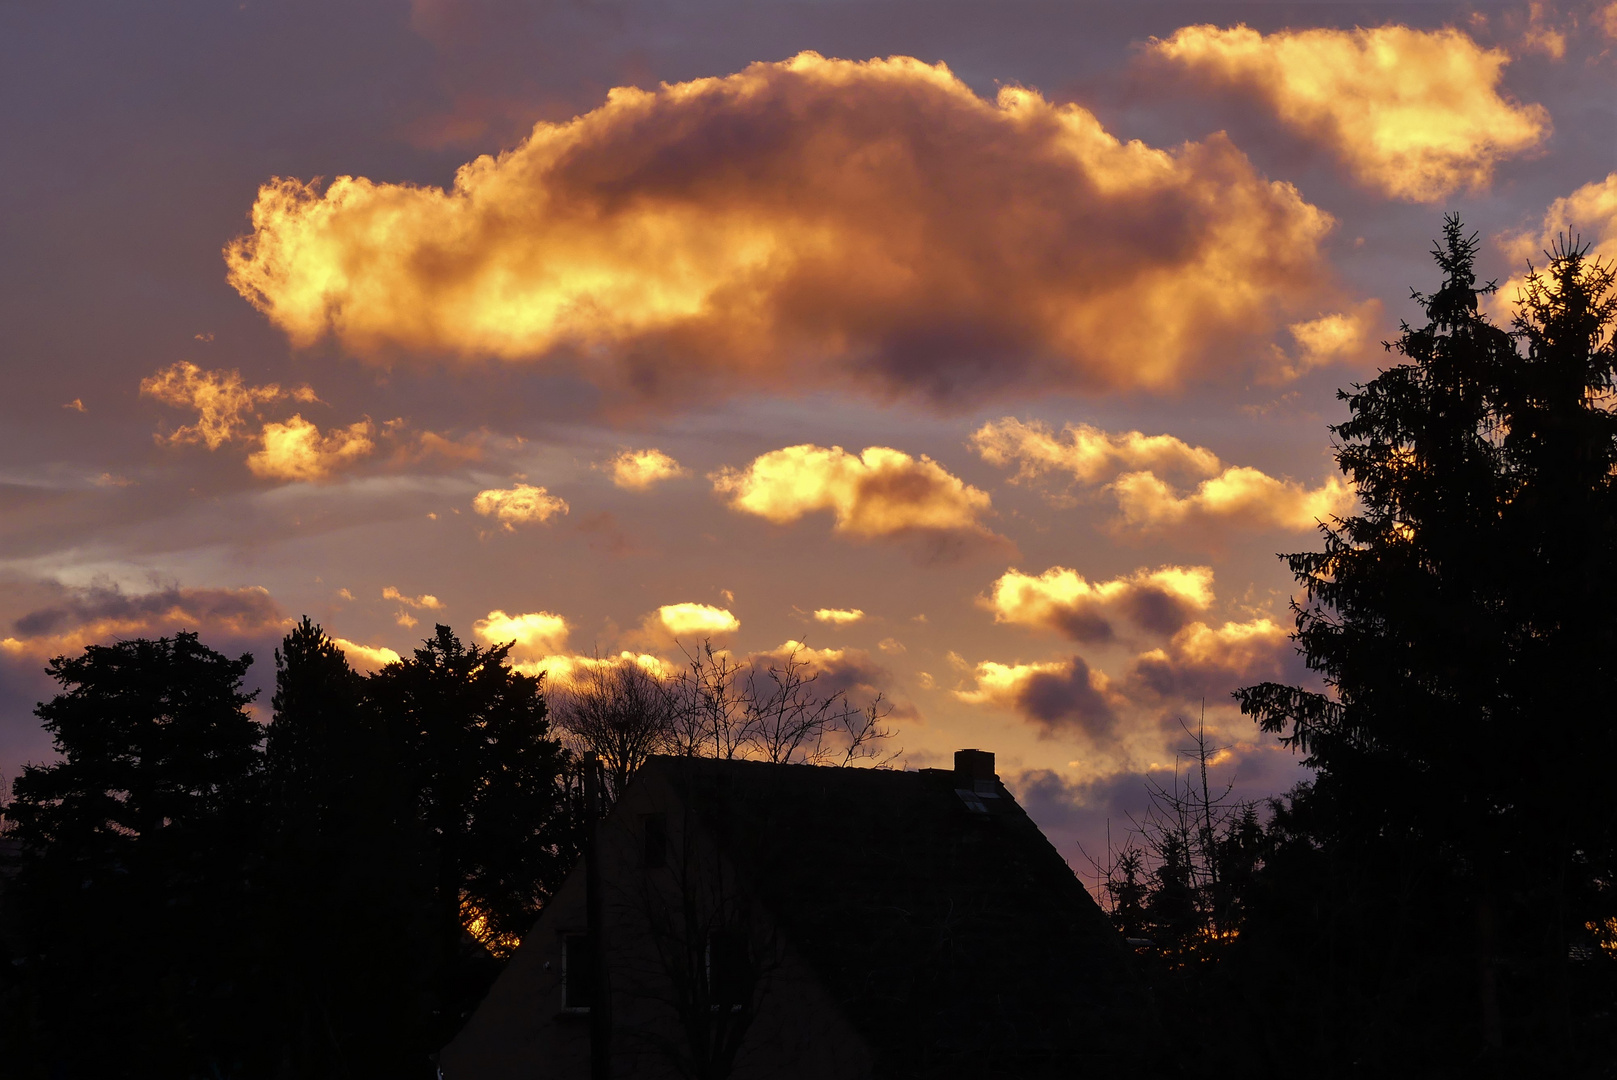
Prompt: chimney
<box><xmin>954</xmin><ymin>748</ymin><xmax>997</xmax><ymax>795</ymax></box>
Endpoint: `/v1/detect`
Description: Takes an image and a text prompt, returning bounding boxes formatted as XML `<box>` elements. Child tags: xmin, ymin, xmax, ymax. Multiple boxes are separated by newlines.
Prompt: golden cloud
<box><xmin>1270</xmin><ymin>301</ymin><xmax>1384</xmax><ymax>383</ymax></box>
<box><xmin>473</xmin><ymin>609</ymin><xmax>571</xmax><ymax>656</ymax></box>
<box><xmin>1109</xmin><ymin>467</ymin><xmax>1354</xmax><ymax>536</ymax></box>
<box><xmin>246</xmin><ymin>415</ymin><xmax>375</xmax><ymax>482</ymax></box>
<box><xmin>656</xmin><ymin>602</ymin><xmax>740</xmax><ymax>637</ymax></box>
<box><xmin>813</xmin><ymin>607</ymin><xmax>865</xmax><ymax>625</ymax></box>
<box><xmin>513</xmin><ymin>650</ymin><xmax>675</xmax><ymax>689</ymax></box>
<box><xmin>607</xmin><ymin>448</ymin><xmax>686</xmax><ymax>490</ymax></box>
<box><xmin>973</xmin><ymin>417</ymin><xmax>1353</xmax><ymax>538</ymax></box>
<box><xmin>987</xmin><ymin>564</ymin><xmax>1214</xmax><ymax>642</ymax></box>
<box><xmin>1128</xmin><ymin>617</ymin><xmax>1292</xmax><ymax>701</ymax></box>
<box><xmin>713</xmin><ymin>444</ymin><xmax>993</xmax><ymax>540</ymax></box>
<box><xmin>331</xmin><ymin>636</ymin><xmax>402</xmax><ymax>671</ymax></box>
<box><xmin>140</xmin><ymin>361</ymin><xmax>316</xmax><ymax>449</ymax></box>
<box><xmin>382</xmin><ymin>586</ymin><xmax>444</xmax><ymax>611</ymax></box>
<box><xmin>1149</xmin><ymin>24</ymin><xmax>1549</xmax><ymax>201</ymax></box>
<box><xmin>472</xmin><ymin>483</ymin><xmax>569</xmax><ymax>528</ymax></box>
<box><xmin>971</xmin><ymin>418</ymin><xmax>1220</xmax><ymax>487</ymax></box>
<box><xmin>225</xmin><ymin>52</ymin><xmax>1338</xmax><ymax>404</ymax></box>
<box><xmin>954</xmin><ymin>656</ymin><xmax>1121</xmax><ymax>739</ymax></box>
<box><xmin>1499</xmin><ymin>172</ymin><xmax>1617</xmax><ymax>306</ymax></box>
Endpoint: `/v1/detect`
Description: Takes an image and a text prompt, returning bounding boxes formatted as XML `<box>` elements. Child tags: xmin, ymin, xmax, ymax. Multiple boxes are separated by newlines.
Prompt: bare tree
<box><xmin>1080</xmin><ymin>707</ymin><xmax>1261</xmax><ymax>962</ymax></box>
<box><xmin>555</xmin><ymin>660</ymin><xmax>677</xmax><ymax>799</ymax></box>
<box><xmin>668</xmin><ymin>640</ymin><xmax>899</xmax><ymax>768</ymax></box>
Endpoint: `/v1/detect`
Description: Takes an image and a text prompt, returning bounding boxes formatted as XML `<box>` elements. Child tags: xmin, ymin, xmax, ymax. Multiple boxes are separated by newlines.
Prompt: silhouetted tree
<box><xmin>366</xmin><ymin>624</ymin><xmax>577</xmax><ymax>1050</ymax></box>
<box><xmin>1237</xmin><ymin>218</ymin><xmax>1617</xmax><ymax>1071</ymax></box>
<box><xmin>259</xmin><ymin>618</ymin><xmax>433</xmax><ymax>1079</ymax></box>
<box><xmin>4</xmin><ymin>632</ymin><xmax>264</xmax><ymax>1078</ymax></box>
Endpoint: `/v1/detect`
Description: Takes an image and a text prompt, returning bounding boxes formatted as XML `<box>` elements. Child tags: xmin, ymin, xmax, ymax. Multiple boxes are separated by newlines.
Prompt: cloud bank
<box><xmin>1148</xmin><ymin>24</ymin><xmax>1550</xmax><ymax>201</ymax></box>
<box><xmin>226</xmin><ymin>52</ymin><xmax>1339</xmax><ymax>405</ymax></box>
<box><xmin>971</xmin><ymin>418</ymin><xmax>1353</xmax><ymax>538</ymax></box>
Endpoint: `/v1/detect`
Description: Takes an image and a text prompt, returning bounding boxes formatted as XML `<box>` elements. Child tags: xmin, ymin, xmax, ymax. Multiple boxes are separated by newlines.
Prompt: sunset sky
<box><xmin>5</xmin><ymin>0</ymin><xmax>1615</xmax><ymax>863</ymax></box>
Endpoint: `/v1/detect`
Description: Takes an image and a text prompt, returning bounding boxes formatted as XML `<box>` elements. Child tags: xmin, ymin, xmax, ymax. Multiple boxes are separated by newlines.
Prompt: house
<box><xmin>439</xmin><ymin>750</ymin><xmax>1166</xmax><ymax>1079</ymax></box>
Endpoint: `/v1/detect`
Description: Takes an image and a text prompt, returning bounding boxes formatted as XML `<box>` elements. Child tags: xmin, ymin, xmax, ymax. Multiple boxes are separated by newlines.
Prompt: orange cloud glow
<box><xmin>954</xmin><ymin>655</ymin><xmax>1121</xmax><ymax>739</ymax></box>
<box><xmin>971</xmin><ymin>418</ymin><xmax>1219</xmax><ymax>487</ymax></box>
<box><xmin>225</xmin><ymin>52</ymin><xmax>1338</xmax><ymax>403</ymax></box>
<box><xmin>607</xmin><ymin>448</ymin><xmax>686</xmax><ymax>490</ymax></box>
<box><xmin>332</xmin><ymin>636</ymin><xmax>403</xmax><ymax>671</ymax></box>
<box><xmin>986</xmin><ymin>565</ymin><xmax>1214</xmax><ymax>642</ymax></box>
<box><xmin>473</xmin><ymin>609</ymin><xmax>570</xmax><ymax>655</ymax></box>
<box><xmin>246</xmin><ymin>415</ymin><xmax>375</xmax><ymax>482</ymax></box>
<box><xmin>1128</xmin><ymin>617</ymin><xmax>1291</xmax><ymax>701</ymax></box>
<box><xmin>973</xmin><ymin>417</ymin><xmax>1353</xmax><ymax>537</ymax></box>
<box><xmin>713</xmin><ymin>444</ymin><xmax>993</xmax><ymax>540</ymax></box>
<box><xmin>813</xmin><ymin>607</ymin><xmax>865</xmax><ymax>626</ymax></box>
<box><xmin>1149</xmin><ymin>24</ymin><xmax>1549</xmax><ymax>201</ymax></box>
<box><xmin>1500</xmin><ymin>172</ymin><xmax>1617</xmax><ymax>306</ymax></box>
<box><xmin>472</xmin><ymin>483</ymin><xmax>569</xmax><ymax>528</ymax></box>
<box><xmin>141</xmin><ymin>361</ymin><xmax>316</xmax><ymax>449</ymax></box>
<box><xmin>1109</xmin><ymin>468</ymin><xmax>1353</xmax><ymax>536</ymax></box>
<box><xmin>656</xmin><ymin>602</ymin><xmax>739</xmax><ymax>637</ymax></box>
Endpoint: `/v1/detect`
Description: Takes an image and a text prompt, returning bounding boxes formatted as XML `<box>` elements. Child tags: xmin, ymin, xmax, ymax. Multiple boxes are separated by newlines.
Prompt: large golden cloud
<box><xmin>1148</xmin><ymin>25</ymin><xmax>1549</xmax><ymax>202</ymax></box>
<box><xmin>225</xmin><ymin>52</ymin><xmax>1338</xmax><ymax>403</ymax></box>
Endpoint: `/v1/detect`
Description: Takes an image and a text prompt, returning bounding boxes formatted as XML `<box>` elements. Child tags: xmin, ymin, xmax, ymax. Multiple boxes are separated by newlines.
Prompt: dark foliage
<box><xmin>0</xmin><ymin>621</ymin><xmax>582</xmax><ymax>1079</ymax></box>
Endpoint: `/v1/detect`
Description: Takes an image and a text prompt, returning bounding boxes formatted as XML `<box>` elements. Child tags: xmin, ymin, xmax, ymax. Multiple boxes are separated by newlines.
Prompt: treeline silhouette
<box><xmin>0</xmin><ymin>622</ymin><xmax>893</xmax><ymax>1078</ymax></box>
<box><xmin>0</xmin><ymin>622</ymin><xmax>579</xmax><ymax>1078</ymax></box>
<box><xmin>1087</xmin><ymin>218</ymin><xmax>1617</xmax><ymax>1077</ymax></box>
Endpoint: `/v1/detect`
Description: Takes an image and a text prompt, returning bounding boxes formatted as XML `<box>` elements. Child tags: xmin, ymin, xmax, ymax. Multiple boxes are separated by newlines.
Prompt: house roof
<box><xmin>644</xmin><ymin>754</ymin><xmax>1166</xmax><ymax>1080</ymax></box>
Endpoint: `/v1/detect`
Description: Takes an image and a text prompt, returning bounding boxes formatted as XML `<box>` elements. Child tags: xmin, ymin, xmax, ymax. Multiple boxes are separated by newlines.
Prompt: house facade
<box><xmin>439</xmin><ymin>750</ymin><xmax>1164</xmax><ymax>1079</ymax></box>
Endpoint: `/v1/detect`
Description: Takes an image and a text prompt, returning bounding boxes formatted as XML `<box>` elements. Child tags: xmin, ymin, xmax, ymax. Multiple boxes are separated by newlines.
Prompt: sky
<box><xmin>5</xmin><ymin>0</ymin><xmax>1615</xmax><ymax>868</ymax></box>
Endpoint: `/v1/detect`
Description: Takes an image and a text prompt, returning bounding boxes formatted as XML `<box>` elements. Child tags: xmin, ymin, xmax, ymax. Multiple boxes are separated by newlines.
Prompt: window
<box><xmin>642</xmin><ymin>812</ymin><xmax>667</xmax><ymax>869</ymax></box>
<box><xmin>706</xmin><ymin>928</ymin><xmax>751</xmax><ymax>1012</ymax></box>
<box><xmin>562</xmin><ymin>933</ymin><xmax>593</xmax><ymax>1011</ymax></box>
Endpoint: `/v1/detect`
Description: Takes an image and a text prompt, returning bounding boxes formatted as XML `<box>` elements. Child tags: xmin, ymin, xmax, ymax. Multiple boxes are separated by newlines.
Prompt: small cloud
<box><xmin>954</xmin><ymin>655</ymin><xmax>1122</xmax><ymax>740</ymax></box>
<box><xmin>94</xmin><ymin>472</ymin><xmax>135</xmax><ymax>488</ymax></box>
<box><xmin>607</xmin><ymin>447</ymin><xmax>687</xmax><ymax>490</ymax></box>
<box><xmin>395</xmin><ymin>612</ymin><xmax>419</xmax><ymax>628</ymax></box>
<box><xmin>63</xmin><ymin>398</ymin><xmax>85</xmax><ymax>413</ymax></box>
<box><xmin>194</xmin><ymin>332</ymin><xmax>215</xmax><ymax>342</ymax></box>
<box><xmin>336</xmin><ymin>588</ymin><xmax>355</xmax><ymax>601</ymax></box>
<box><xmin>878</xmin><ymin>637</ymin><xmax>906</xmax><ymax>654</ymax></box>
<box><xmin>814</xmin><ymin>607</ymin><xmax>865</xmax><ymax>626</ymax></box>
<box><xmin>657</xmin><ymin>602</ymin><xmax>739</xmax><ymax>637</ymax></box>
<box><xmin>331</xmin><ymin>636</ymin><xmax>400</xmax><ymax>670</ymax></box>
<box><xmin>382</xmin><ymin>586</ymin><xmax>443</xmax><ymax>610</ymax></box>
<box><xmin>247</xmin><ymin>415</ymin><xmax>375</xmax><ymax>482</ymax></box>
<box><xmin>472</xmin><ymin>483</ymin><xmax>569</xmax><ymax>529</ymax></box>
<box><xmin>712</xmin><ymin>444</ymin><xmax>999</xmax><ymax>551</ymax></box>
<box><xmin>986</xmin><ymin>564</ymin><xmax>1215</xmax><ymax>642</ymax></box>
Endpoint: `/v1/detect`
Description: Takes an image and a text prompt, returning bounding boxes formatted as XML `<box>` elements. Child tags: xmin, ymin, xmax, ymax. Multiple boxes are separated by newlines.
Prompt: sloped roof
<box><xmin>648</xmin><ymin>756</ymin><xmax>1166</xmax><ymax>1079</ymax></box>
